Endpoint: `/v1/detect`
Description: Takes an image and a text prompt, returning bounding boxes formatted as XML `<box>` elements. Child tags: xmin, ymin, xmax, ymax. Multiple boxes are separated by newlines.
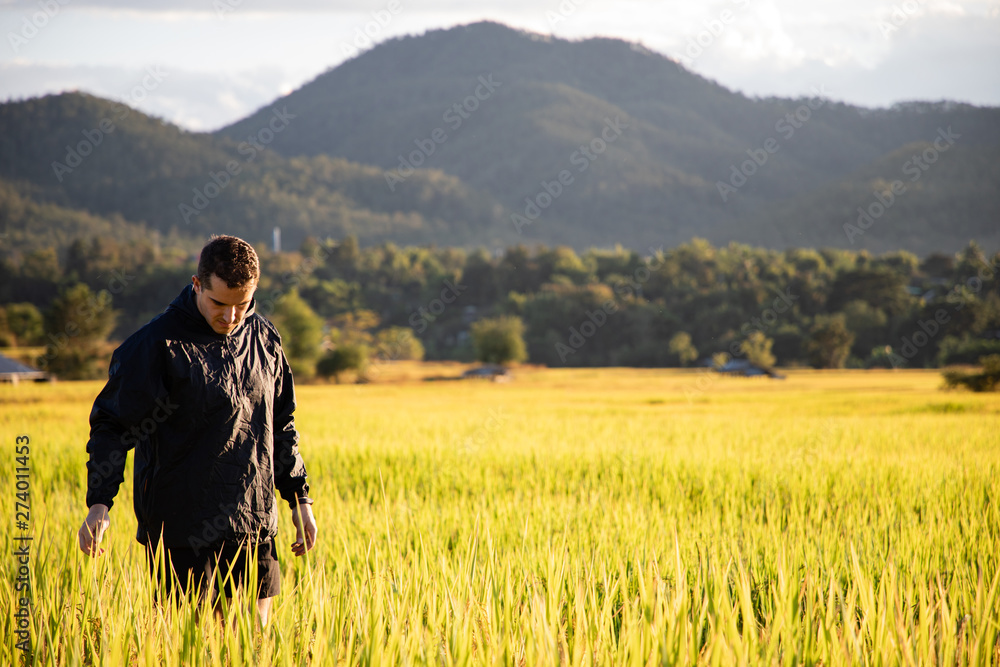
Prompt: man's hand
<box><xmin>291</xmin><ymin>503</ymin><xmax>316</xmax><ymax>557</ymax></box>
<box><xmin>78</xmin><ymin>504</ymin><xmax>110</xmax><ymax>557</ymax></box>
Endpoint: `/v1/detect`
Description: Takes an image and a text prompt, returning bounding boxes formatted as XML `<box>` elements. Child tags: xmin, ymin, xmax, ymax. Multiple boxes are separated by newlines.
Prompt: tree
<box><xmin>18</xmin><ymin>247</ymin><xmax>62</xmax><ymax>304</ymax></box>
<box><xmin>668</xmin><ymin>332</ymin><xmax>698</xmax><ymax>367</ymax></box>
<box><xmin>41</xmin><ymin>283</ymin><xmax>116</xmax><ymax>379</ymax></box>
<box><xmin>936</xmin><ymin>335</ymin><xmax>1000</xmax><ymax>366</ymax></box>
<box><xmin>375</xmin><ymin>327</ymin><xmax>425</xmax><ymax>362</ymax></box>
<box><xmin>269</xmin><ymin>288</ymin><xmax>323</xmax><ymax>379</ymax></box>
<box><xmin>3</xmin><ymin>303</ymin><xmax>44</xmax><ymax>346</ymax></box>
<box><xmin>739</xmin><ymin>331</ymin><xmax>776</xmax><ymax>369</ymax></box>
<box><xmin>316</xmin><ymin>344</ymin><xmax>369</xmax><ymax>384</ymax></box>
<box><xmin>943</xmin><ymin>355</ymin><xmax>1000</xmax><ymax>392</ymax></box>
<box><xmin>470</xmin><ymin>316</ymin><xmax>527</xmax><ymax>365</ymax></box>
<box><xmin>330</xmin><ymin>310</ymin><xmax>379</xmax><ymax>347</ymax></box>
<box><xmin>826</xmin><ymin>268</ymin><xmax>913</xmax><ymax>317</ymax></box>
<box><xmin>842</xmin><ymin>299</ymin><xmax>888</xmax><ymax>358</ymax></box>
<box><xmin>806</xmin><ymin>314</ymin><xmax>854</xmax><ymax>369</ymax></box>
<box><xmin>0</xmin><ymin>309</ymin><xmax>11</xmax><ymax>347</ymax></box>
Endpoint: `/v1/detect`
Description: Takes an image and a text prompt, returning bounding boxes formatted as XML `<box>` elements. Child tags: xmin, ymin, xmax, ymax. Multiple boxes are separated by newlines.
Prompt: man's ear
<box><xmin>191</xmin><ymin>275</ymin><xmax>201</xmax><ymax>293</ymax></box>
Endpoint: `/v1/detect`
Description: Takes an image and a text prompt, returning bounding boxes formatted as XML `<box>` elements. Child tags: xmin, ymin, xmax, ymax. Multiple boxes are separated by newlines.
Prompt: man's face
<box><xmin>192</xmin><ymin>274</ymin><xmax>256</xmax><ymax>335</ymax></box>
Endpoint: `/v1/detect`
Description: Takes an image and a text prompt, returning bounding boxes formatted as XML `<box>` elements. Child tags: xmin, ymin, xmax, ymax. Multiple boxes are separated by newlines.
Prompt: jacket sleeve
<box><xmin>273</xmin><ymin>346</ymin><xmax>310</xmax><ymax>509</ymax></box>
<box><xmin>85</xmin><ymin>336</ymin><xmax>167</xmax><ymax>510</ymax></box>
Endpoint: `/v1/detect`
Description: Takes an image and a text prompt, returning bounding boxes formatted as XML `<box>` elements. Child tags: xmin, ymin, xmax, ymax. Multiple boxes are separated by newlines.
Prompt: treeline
<box><xmin>2</xmin><ymin>235</ymin><xmax>999</xmax><ymax>379</ymax></box>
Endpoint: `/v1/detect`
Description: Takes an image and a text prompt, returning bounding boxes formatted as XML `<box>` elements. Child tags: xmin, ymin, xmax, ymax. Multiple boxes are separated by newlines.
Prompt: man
<box><xmin>77</xmin><ymin>235</ymin><xmax>317</xmax><ymax>625</ymax></box>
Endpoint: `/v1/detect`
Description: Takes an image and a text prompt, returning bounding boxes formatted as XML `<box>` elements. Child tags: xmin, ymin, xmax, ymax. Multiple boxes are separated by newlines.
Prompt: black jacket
<box><xmin>86</xmin><ymin>284</ymin><xmax>310</xmax><ymax>550</ymax></box>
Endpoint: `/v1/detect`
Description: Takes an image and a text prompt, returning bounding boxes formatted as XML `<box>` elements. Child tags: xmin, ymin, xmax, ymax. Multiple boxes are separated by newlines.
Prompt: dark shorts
<box><xmin>145</xmin><ymin>538</ymin><xmax>281</xmax><ymax>601</ymax></box>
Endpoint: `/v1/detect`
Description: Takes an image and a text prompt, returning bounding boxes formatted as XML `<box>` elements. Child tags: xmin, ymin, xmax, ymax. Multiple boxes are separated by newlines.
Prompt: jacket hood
<box><xmin>167</xmin><ymin>283</ymin><xmax>257</xmax><ymax>337</ymax></box>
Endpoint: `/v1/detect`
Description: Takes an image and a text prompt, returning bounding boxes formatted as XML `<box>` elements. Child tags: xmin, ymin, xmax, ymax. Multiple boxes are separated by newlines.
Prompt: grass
<box><xmin>1</xmin><ymin>366</ymin><xmax>998</xmax><ymax>665</ymax></box>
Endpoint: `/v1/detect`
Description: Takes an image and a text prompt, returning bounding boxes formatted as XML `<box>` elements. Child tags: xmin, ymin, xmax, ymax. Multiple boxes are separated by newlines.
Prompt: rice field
<box><xmin>1</xmin><ymin>366</ymin><xmax>998</xmax><ymax>665</ymax></box>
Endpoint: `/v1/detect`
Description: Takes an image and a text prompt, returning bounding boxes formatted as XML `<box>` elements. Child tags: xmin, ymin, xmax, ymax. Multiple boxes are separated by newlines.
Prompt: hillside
<box><xmin>0</xmin><ymin>92</ymin><xmax>514</xmax><ymax>254</ymax></box>
<box><xmin>218</xmin><ymin>21</ymin><xmax>1000</xmax><ymax>253</ymax></box>
<box><xmin>1</xmin><ymin>22</ymin><xmax>998</xmax><ymax>257</ymax></box>
<box><xmin>742</xmin><ymin>142</ymin><xmax>1000</xmax><ymax>255</ymax></box>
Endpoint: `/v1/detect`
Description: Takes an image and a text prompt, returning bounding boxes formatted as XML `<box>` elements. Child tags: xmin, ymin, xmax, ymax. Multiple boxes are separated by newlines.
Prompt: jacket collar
<box><xmin>167</xmin><ymin>283</ymin><xmax>257</xmax><ymax>338</ymax></box>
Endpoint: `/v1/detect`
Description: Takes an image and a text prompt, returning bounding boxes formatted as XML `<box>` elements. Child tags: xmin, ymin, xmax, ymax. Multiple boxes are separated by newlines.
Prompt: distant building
<box><xmin>0</xmin><ymin>353</ymin><xmax>51</xmax><ymax>384</ymax></box>
<box><xmin>716</xmin><ymin>358</ymin><xmax>784</xmax><ymax>379</ymax></box>
<box><xmin>462</xmin><ymin>364</ymin><xmax>510</xmax><ymax>381</ymax></box>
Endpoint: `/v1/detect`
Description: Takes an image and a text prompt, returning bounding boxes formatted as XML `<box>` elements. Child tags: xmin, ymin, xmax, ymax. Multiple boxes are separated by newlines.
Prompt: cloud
<box><xmin>0</xmin><ymin>61</ymin><xmax>293</xmax><ymax>130</ymax></box>
<box><xmin>0</xmin><ymin>0</ymin><xmax>546</xmax><ymax>12</ymax></box>
<box><xmin>691</xmin><ymin>11</ymin><xmax>1000</xmax><ymax>106</ymax></box>
<box><xmin>0</xmin><ymin>2</ymin><xmax>996</xmax><ymax>131</ymax></box>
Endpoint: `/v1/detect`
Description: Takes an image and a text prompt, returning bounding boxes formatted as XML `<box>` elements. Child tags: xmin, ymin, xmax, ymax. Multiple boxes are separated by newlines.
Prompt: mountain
<box><xmin>0</xmin><ymin>92</ymin><xmax>514</xmax><ymax>255</ymax></box>
<box><xmin>219</xmin><ymin>21</ymin><xmax>1000</xmax><ymax>254</ymax></box>
<box><xmin>1</xmin><ymin>21</ymin><xmax>998</xmax><ymax>258</ymax></box>
<box><xmin>743</xmin><ymin>141</ymin><xmax>1000</xmax><ymax>254</ymax></box>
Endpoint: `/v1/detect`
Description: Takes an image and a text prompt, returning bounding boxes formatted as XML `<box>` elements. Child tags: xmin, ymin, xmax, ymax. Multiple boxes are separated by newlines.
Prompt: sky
<box><xmin>1</xmin><ymin>0</ymin><xmax>998</xmax><ymax>132</ymax></box>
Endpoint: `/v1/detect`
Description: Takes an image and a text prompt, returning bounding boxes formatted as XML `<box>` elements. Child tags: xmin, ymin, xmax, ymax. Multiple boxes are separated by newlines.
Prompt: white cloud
<box><xmin>728</xmin><ymin>1</ymin><xmax>805</xmax><ymax>65</ymax></box>
<box><xmin>0</xmin><ymin>61</ymin><xmax>292</xmax><ymax>130</ymax></box>
<box><xmin>694</xmin><ymin>12</ymin><xmax>1000</xmax><ymax>106</ymax></box>
<box><xmin>0</xmin><ymin>1</ymin><xmax>996</xmax><ymax>131</ymax></box>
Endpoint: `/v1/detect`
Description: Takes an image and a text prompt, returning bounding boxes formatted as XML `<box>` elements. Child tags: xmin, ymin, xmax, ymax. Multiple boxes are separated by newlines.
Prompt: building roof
<box><xmin>717</xmin><ymin>359</ymin><xmax>785</xmax><ymax>379</ymax></box>
<box><xmin>0</xmin><ymin>353</ymin><xmax>49</xmax><ymax>382</ymax></box>
<box><xmin>462</xmin><ymin>364</ymin><xmax>510</xmax><ymax>380</ymax></box>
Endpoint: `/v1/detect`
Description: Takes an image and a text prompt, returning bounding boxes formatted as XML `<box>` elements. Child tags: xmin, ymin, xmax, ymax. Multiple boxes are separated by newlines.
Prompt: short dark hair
<box><xmin>197</xmin><ymin>236</ymin><xmax>260</xmax><ymax>289</ymax></box>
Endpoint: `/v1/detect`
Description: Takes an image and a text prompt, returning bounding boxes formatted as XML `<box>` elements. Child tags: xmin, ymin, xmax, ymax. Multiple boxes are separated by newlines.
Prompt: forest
<box><xmin>1</xmin><ymin>234</ymin><xmax>998</xmax><ymax>379</ymax></box>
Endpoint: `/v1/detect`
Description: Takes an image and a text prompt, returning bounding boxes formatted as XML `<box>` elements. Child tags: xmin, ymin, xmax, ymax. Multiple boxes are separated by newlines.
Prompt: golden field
<box><xmin>1</xmin><ymin>366</ymin><xmax>998</xmax><ymax>665</ymax></box>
